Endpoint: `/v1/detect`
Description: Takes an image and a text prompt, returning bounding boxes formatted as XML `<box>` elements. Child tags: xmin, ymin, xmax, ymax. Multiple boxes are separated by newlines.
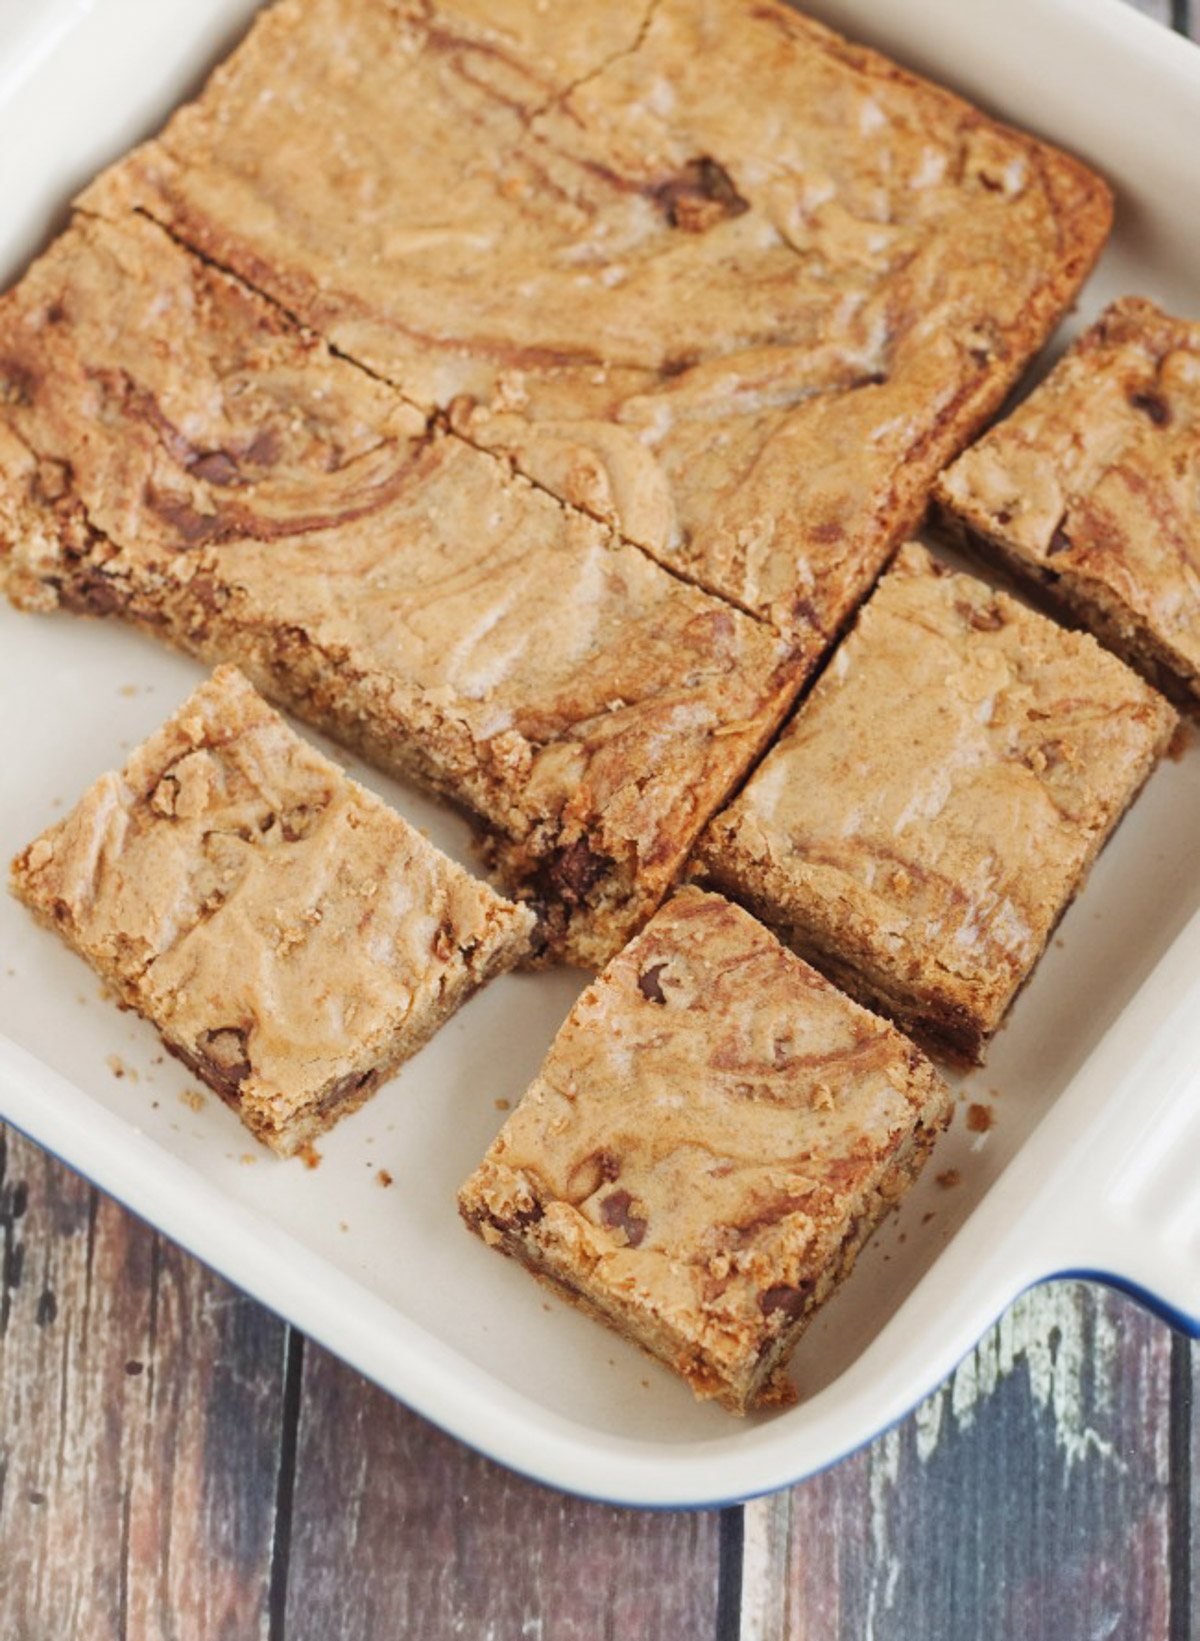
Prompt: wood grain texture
<box><xmin>742</xmin><ymin>1282</ymin><xmax>1175</xmax><ymax>1641</ymax></box>
<box><xmin>0</xmin><ymin>1124</ymin><xmax>288</xmax><ymax>1641</ymax></box>
<box><xmin>1188</xmin><ymin>1336</ymin><xmax>1198</xmax><ymax>1641</ymax></box>
<box><xmin>281</xmin><ymin>1339</ymin><xmax>724</xmax><ymax>1641</ymax></box>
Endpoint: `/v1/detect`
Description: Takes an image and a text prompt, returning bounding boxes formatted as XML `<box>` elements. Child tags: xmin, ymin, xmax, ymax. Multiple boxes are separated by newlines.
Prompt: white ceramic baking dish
<box><xmin>1</xmin><ymin>0</ymin><xmax>1197</xmax><ymax>1509</ymax></box>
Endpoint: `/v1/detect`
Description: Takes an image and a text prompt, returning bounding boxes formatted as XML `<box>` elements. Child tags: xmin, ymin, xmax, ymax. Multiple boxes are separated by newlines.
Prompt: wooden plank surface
<box><xmin>0</xmin><ymin>1126</ymin><xmax>288</xmax><ymax>1640</ymax></box>
<box><xmin>741</xmin><ymin>1282</ymin><xmax>1177</xmax><ymax>1641</ymax></box>
<box><xmin>1188</xmin><ymin>1334</ymin><xmax>1198</xmax><ymax>1641</ymax></box>
<box><xmin>281</xmin><ymin>1341</ymin><xmax>728</xmax><ymax>1641</ymax></box>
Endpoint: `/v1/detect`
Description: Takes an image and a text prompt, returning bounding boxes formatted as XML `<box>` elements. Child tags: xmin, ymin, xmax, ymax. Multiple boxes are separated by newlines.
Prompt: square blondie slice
<box><xmin>78</xmin><ymin>0</ymin><xmax>1112</xmax><ymax>633</ymax></box>
<box><xmin>458</xmin><ymin>887</ymin><xmax>949</xmax><ymax>1415</ymax></box>
<box><xmin>0</xmin><ymin>211</ymin><xmax>803</xmax><ymax>968</ymax></box>
<box><xmin>695</xmin><ymin>545</ymin><xmax>1177</xmax><ymax>1063</ymax></box>
<box><xmin>10</xmin><ymin>666</ymin><xmax>535</xmax><ymax>1156</ymax></box>
<box><xmin>934</xmin><ymin>298</ymin><xmax>1200</xmax><ymax>715</ymax></box>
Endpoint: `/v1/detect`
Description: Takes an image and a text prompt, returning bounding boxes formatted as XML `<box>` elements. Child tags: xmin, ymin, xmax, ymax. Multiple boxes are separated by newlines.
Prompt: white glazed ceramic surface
<box><xmin>1</xmin><ymin>0</ymin><xmax>1198</xmax><ymax>1508</ymax></box>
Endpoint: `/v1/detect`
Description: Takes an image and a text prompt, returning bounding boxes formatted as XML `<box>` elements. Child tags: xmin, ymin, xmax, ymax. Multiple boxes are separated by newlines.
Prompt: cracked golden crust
<box><xmin>9</xmin><ymin>666</ymin><xmax>535</xmax><ymax>1155</ymax></box>
<box><xmin>78</xmin><ymin>0</ymin><xmax>1112</xmax><ymax>633</ymax></box>
<box><xmin>0</xmin><ymin>212</ymin><xmax>805</xmax><ymax>968</ymax></box>
<box><xmin>458</xmin><ymin>887</ymin><xmax>949</xmax><ymax>1413</ymax></box>
<box><xmin>934</xmin><ymin>297</ymin><xmax>1200</xmax><ymax>715</ymax></box>
<box><xmin>695</xmin><ymin>544</ymin><xmax>1178</xmax><ymax>1062</ymax></box>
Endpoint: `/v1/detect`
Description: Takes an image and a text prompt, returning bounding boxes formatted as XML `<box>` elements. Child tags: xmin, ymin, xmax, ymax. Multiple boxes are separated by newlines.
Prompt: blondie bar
<box><xmin>935</xmin><ymin>298</ymin><xmax>1200</xmax><ymax>715</ymax></box>
<box><xmin>458</xmin><ymin>887</ymin><xmax>949</xmax><ymax>1414</ymax></box>
<box><xmin>79</xmin><ymin>0</ymin><xmax>1111</xmax><ymax>633</ymax></box>
<box><xmin>695</xmin><ymin>545</ymin><xmax>1177</xmax><ymax>1062</ymax></box>
<box><xmin>0</xmin><ymin>212</ymin><xmax>801</xmax><ymax>968</ymax></box>
<box><xmin>10</xmin><ymin>666</ymin><xmax>535</xmax><ymax>1156</ymax></box>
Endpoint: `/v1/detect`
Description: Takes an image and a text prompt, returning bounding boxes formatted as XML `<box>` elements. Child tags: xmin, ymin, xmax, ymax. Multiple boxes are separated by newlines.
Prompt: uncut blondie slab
<box><xmin>79</xmin><ymin>0</ymin><xmax>1112</xmax><ymax>633</ymax></box>
<box><xmin>695</xmin><ymin>545</ymin><xmax>1177</xmax><ymax>1063</ymax></box>
<box><xmin>10</xmin><ymin>666</ymin><xmax>535</xmax><ymax>1156</ymax></box>
<box><xmin>458</xmin><ymin>888</ymin><xmax>949</xmax><ymax>1415</ymax></box>
<box><xmin>935</xmin><ymin>298</ymin><xmax>1200</xmax><ymax>715</ymax></box>
<box><xmin>0</xmin><ymin>212</ymin><xmax>801</xmax><ymax>968</ymax></box>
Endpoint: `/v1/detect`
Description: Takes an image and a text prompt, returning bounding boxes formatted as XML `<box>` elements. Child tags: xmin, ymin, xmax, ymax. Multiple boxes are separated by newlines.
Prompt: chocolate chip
<box><xmin>1047</xmin><ymin>521</ymin><xmax>1073</xmax><ymax>557</ymax></box>
<box><xmin>758</xmin><ymin>1281</ymin><xmax>813</xmax><ymax>1320</ymax></box>
<box><xmin>637</xmin><ymin>963</ymin><xmax>669</xmax><ymax>1004</ymax></box>
<box><xmin>148</xmin><ymin>492</ymin><xmax>224</xmax><ymax>546</ymax></box>
<box><xmin>188</xmin><ymin>449</ymin><xmax>241</xmax><ymax>487</ymax></box>
<box><xmin>655</xmin><ymin>157</ymin><xmax>749</xmax><ymax>232</ymax></box>
<box><xmin>195</xmin><ymin>1025</ymin><xmax>252</xmax><ymax>1100</ymax></box>
<box><xmin>244</xmin><ymin>428</ymin><xmax>283</xmax><ymax>467</ymax></box>
<box><xmin>0</xmin><ymin>358</ymin><xmax>35</xmax><ymax>407</ymax></box>
<box><xmin>510</xmin><ymin>1199</ymin><xmax>545</xmax><ymax>1231</ymax></box>
<box><xmin>1128</xmin><ymin>388</ymin><xmax>1170</xmax><ymax>426</ymax></box>
<box><xmin>59</xmin><ymin>568</ymin><xmax>128</xmax><ymax>618</ymax></box>
<box><xmin>547</xmin><ymin>838</ymin><xmax>608</xmax><ymax>906</ymax></box>
<box><xmin>317</xmin><ymin>1066</ymin><xmax>379</xmax><ymax>1117</ymax></box>
<box><xmin>599</xmin><ymin>1189</ymin><xmax>647</xmax><ymax>1247</ymax></box>
<box><xmin>188</xmin><ymin>575</ymin><xmax>224</xmax><ymax>614</ymax></box>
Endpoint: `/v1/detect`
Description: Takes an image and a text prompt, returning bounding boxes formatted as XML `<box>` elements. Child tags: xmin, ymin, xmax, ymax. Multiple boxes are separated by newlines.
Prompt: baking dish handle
<box><xmin>1028</xmin><ymin>967</ymin><xmax>1200</xmax><ymax>1335</ymax></box>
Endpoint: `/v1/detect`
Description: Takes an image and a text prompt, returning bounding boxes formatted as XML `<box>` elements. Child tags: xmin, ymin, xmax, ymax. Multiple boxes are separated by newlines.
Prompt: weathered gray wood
<box><xmin>1189</xmin><ymin>1334</ymin><xmax>1199</xmax><ymax>1640</ymax></box>
<box><xmin>282</xmin><ymin>1340</ymin><xmax>725</xmax><ymax>1641</ymax></box>
<box><xmin>741</xmin><ymin>1282</ymin><xmax>1174</xmax><ymax>1641</ymax></box>
<box><xmin>0</xmin><ymin>1125</ymin><xmax>288</xmax><ymax>1641</ymax></box>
